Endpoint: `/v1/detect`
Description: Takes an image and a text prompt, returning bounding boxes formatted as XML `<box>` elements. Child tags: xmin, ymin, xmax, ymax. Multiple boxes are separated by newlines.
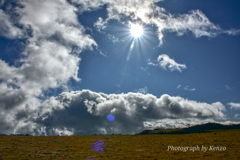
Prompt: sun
<box><xmin>130</xmin><ymin>24</ymin><xmax>143</xmax><ymax>38</ymax></box>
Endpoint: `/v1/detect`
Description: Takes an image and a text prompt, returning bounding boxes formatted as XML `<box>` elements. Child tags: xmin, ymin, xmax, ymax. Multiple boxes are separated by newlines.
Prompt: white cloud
<box><xmin>70</xmin><ymin>0</ymin><xmax>106</xmax><ymax>12</ymax></box>
<box><xmin>73</xmin><ymin>1</ymin><xmax>236</xmax><ymax>45</ymax></box>
<box><xmin>94</xmin><ymin>17</ymin><xmax>108</xmax><ymax>32</ymax></box>
<box><xmin>0</xmin><ymin>60</ymin><xmax>20</xmax><ymax>80</ymax></box>
<box><xmin>148</xmin><ymin>54</ymin><xmax>186</xmax><ymax>72</ymax></box>
<box><xmin>17</xmin><ymin>0</ymin><xmax>97</xmax><ymax>49</ymax></box>
<box><xmin>177</xmin><ymin>85</ymin><xmax>181</xmax><ymax>89</ymax></box>
<box><xmin>18</xmin><ymin>41</ymin><xmax>81</xmax><ymax>94</ymax></box>
<box><xmin>134</xmin><ymin>86</ymin><xmax>148</xmax><ymax>94</ymax></box>
<box><xmin>0</xmin><ymin>0</ymin><xmax>97</xmax><ymax>95</ymax></box>
<box><xmin>107</xmin><ymin>34</ymin><xmax>119</xmax><ymax>43</ymax></box>
<box><xmin>0</xmin><ymin>10</ymin><xmax>24</xmax><ymax>39</ymax></box>
<box><xmin>98</xmin><ymin>50</ymin><xmax>108</xmax><ymax>57</ymax></box>
<box><xmin>162</xmin><ymin>10</ymin><xmax>221</xmax><ymax>38</ymax></box>
<box><xmin>223</xmin><ymin>29</ymin><xmax>240</xmax><ymax>36</ymax></box>
<box><xmin>228</xmin><ymin>102</ymin><xmax>240</xmax><ymax>110</ymax></box>
<box><xmin>71</xmin><ymin>0</ymin><xmax>240</xmax><ymax>46</ymax></box>
<box><xmin>184</xmin><ymin>86</ymin><xmax>196</xmax><ymax>92</ymax></box>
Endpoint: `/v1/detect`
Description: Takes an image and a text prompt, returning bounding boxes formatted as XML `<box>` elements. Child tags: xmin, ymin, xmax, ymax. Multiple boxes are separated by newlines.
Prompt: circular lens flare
<box><xmin>130</xmin><ymin>24</ymin><xmax>143</xmax><ymax>37</ymax></box>
<box><xmin>91</xmin><ymin>139</ymin><xmax>105</xmax><ymax>153</ymax></box>
<box><xmin>106</xmin><ymin>115</ymin><xmax>115</xmax><ymax>122</ymax></box>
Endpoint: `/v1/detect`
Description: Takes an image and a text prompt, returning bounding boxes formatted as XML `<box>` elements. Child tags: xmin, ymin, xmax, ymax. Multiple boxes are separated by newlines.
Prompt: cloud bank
<box><xmin>17</xmin><ymin>90</ymin><xmax>227</xmax><ymax>135</ymax></box>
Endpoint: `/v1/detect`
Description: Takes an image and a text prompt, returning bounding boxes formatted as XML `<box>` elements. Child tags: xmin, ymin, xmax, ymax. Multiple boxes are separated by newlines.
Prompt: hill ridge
<box><xmin>137</xmin><ymin>122</ymin><xmax>240</xmax><ymax>135</ymax></box>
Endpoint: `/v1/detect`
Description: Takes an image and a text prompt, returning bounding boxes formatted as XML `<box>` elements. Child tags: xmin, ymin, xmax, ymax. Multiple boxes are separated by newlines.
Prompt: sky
<box><xmin>0</xmin><ymin>0</ymin><xmax>240</xmax><ymax>135</ymax></box>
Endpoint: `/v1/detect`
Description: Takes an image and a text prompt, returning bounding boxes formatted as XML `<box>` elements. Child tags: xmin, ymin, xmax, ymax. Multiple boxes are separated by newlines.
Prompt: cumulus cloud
<box><xmin>17</xmin><ymin>0</ymin><xmax>97</xmax><ymax>48</ymax></box>
<box><xmin>229</xmin><ymin>102</ymin><xmax>240</xmax><ymax>110</ymax></box>
<box><xmin>0</xmin><ymin>60</ymin><xmax>20</xmax><ymax>80</ymax></box>
<box><xmin>0</xmin><ymin>0</ymin><xmax>97</xmax><ymax>135</ymax></box>
<box><xmin>148</xmin><ymin>54</ymin><xmax>186</xmax><ymax>72</ymax></box>
<box><xmin>0</xmin><ymin>0</ymin><xmax>97</xmax><ymax>98</ymax></box>
<box><xmin>23</xmin><ymin>89</ymin><xmax>227</xmax><ymax>135</ymax></box>
<box><xmin>0</xmin><ymin>10</ymin><xmax>24</xmax><ymax>39</ymax></box>
<box><xmin>0</xmin><ymin>0</ymin><xmax>97</xmax><ymax>89</ymax></box>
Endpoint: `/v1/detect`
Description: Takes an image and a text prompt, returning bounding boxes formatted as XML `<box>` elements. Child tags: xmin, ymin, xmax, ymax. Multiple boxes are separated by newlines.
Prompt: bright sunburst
<box><xmin>130</xmin><ymin>24</ymin><xmax>143</xmax><ymax>38</ymax></box>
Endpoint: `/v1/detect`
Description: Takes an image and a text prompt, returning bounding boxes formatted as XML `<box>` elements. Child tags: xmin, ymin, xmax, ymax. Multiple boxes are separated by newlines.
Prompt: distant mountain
<box><xmin>182</xmin><ymin>122</ymin><xmax>240</xmax><ymax>133</ymax></box>
<box><xmin>137</xmin><ymin>123</ymin><xmax>240</xmax><ymax>135</ymax></box>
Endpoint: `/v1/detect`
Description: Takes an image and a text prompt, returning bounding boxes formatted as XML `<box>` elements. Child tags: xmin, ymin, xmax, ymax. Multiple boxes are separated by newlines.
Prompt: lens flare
<box><xmin>107</xmin><ymin>115</ymin><xmax>115</xmax><ymax>122</ymax></box>
<box><xmin>91</xmin><ymin>139</ymin><xmax>105</xmax><ymax>153</ymax></box>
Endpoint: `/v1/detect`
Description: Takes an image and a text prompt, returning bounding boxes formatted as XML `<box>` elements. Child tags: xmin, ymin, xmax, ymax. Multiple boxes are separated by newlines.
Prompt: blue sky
<box><xmin>0</xmin><ymin>0</ymin><xmax>240</xmax><ymax>135</ymax></box>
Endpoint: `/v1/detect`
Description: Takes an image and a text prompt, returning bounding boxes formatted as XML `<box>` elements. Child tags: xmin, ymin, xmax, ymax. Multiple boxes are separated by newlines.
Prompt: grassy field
<box><xmin>0</xmin><ymin>129</ymin><xmax>239</xmax><ymax>159</ymax></box>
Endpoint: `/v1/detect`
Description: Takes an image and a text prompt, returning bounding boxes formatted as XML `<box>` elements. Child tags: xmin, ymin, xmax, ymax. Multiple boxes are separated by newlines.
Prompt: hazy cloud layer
<box><xmin>148</xmin><ymin>54</ymin><xmax>186</xmax><ymax>72</ymax></box>
<box><xmin>144</xmin><ymin>118</ymin><xmax>240</xmax><ymax>130</ymax></box>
